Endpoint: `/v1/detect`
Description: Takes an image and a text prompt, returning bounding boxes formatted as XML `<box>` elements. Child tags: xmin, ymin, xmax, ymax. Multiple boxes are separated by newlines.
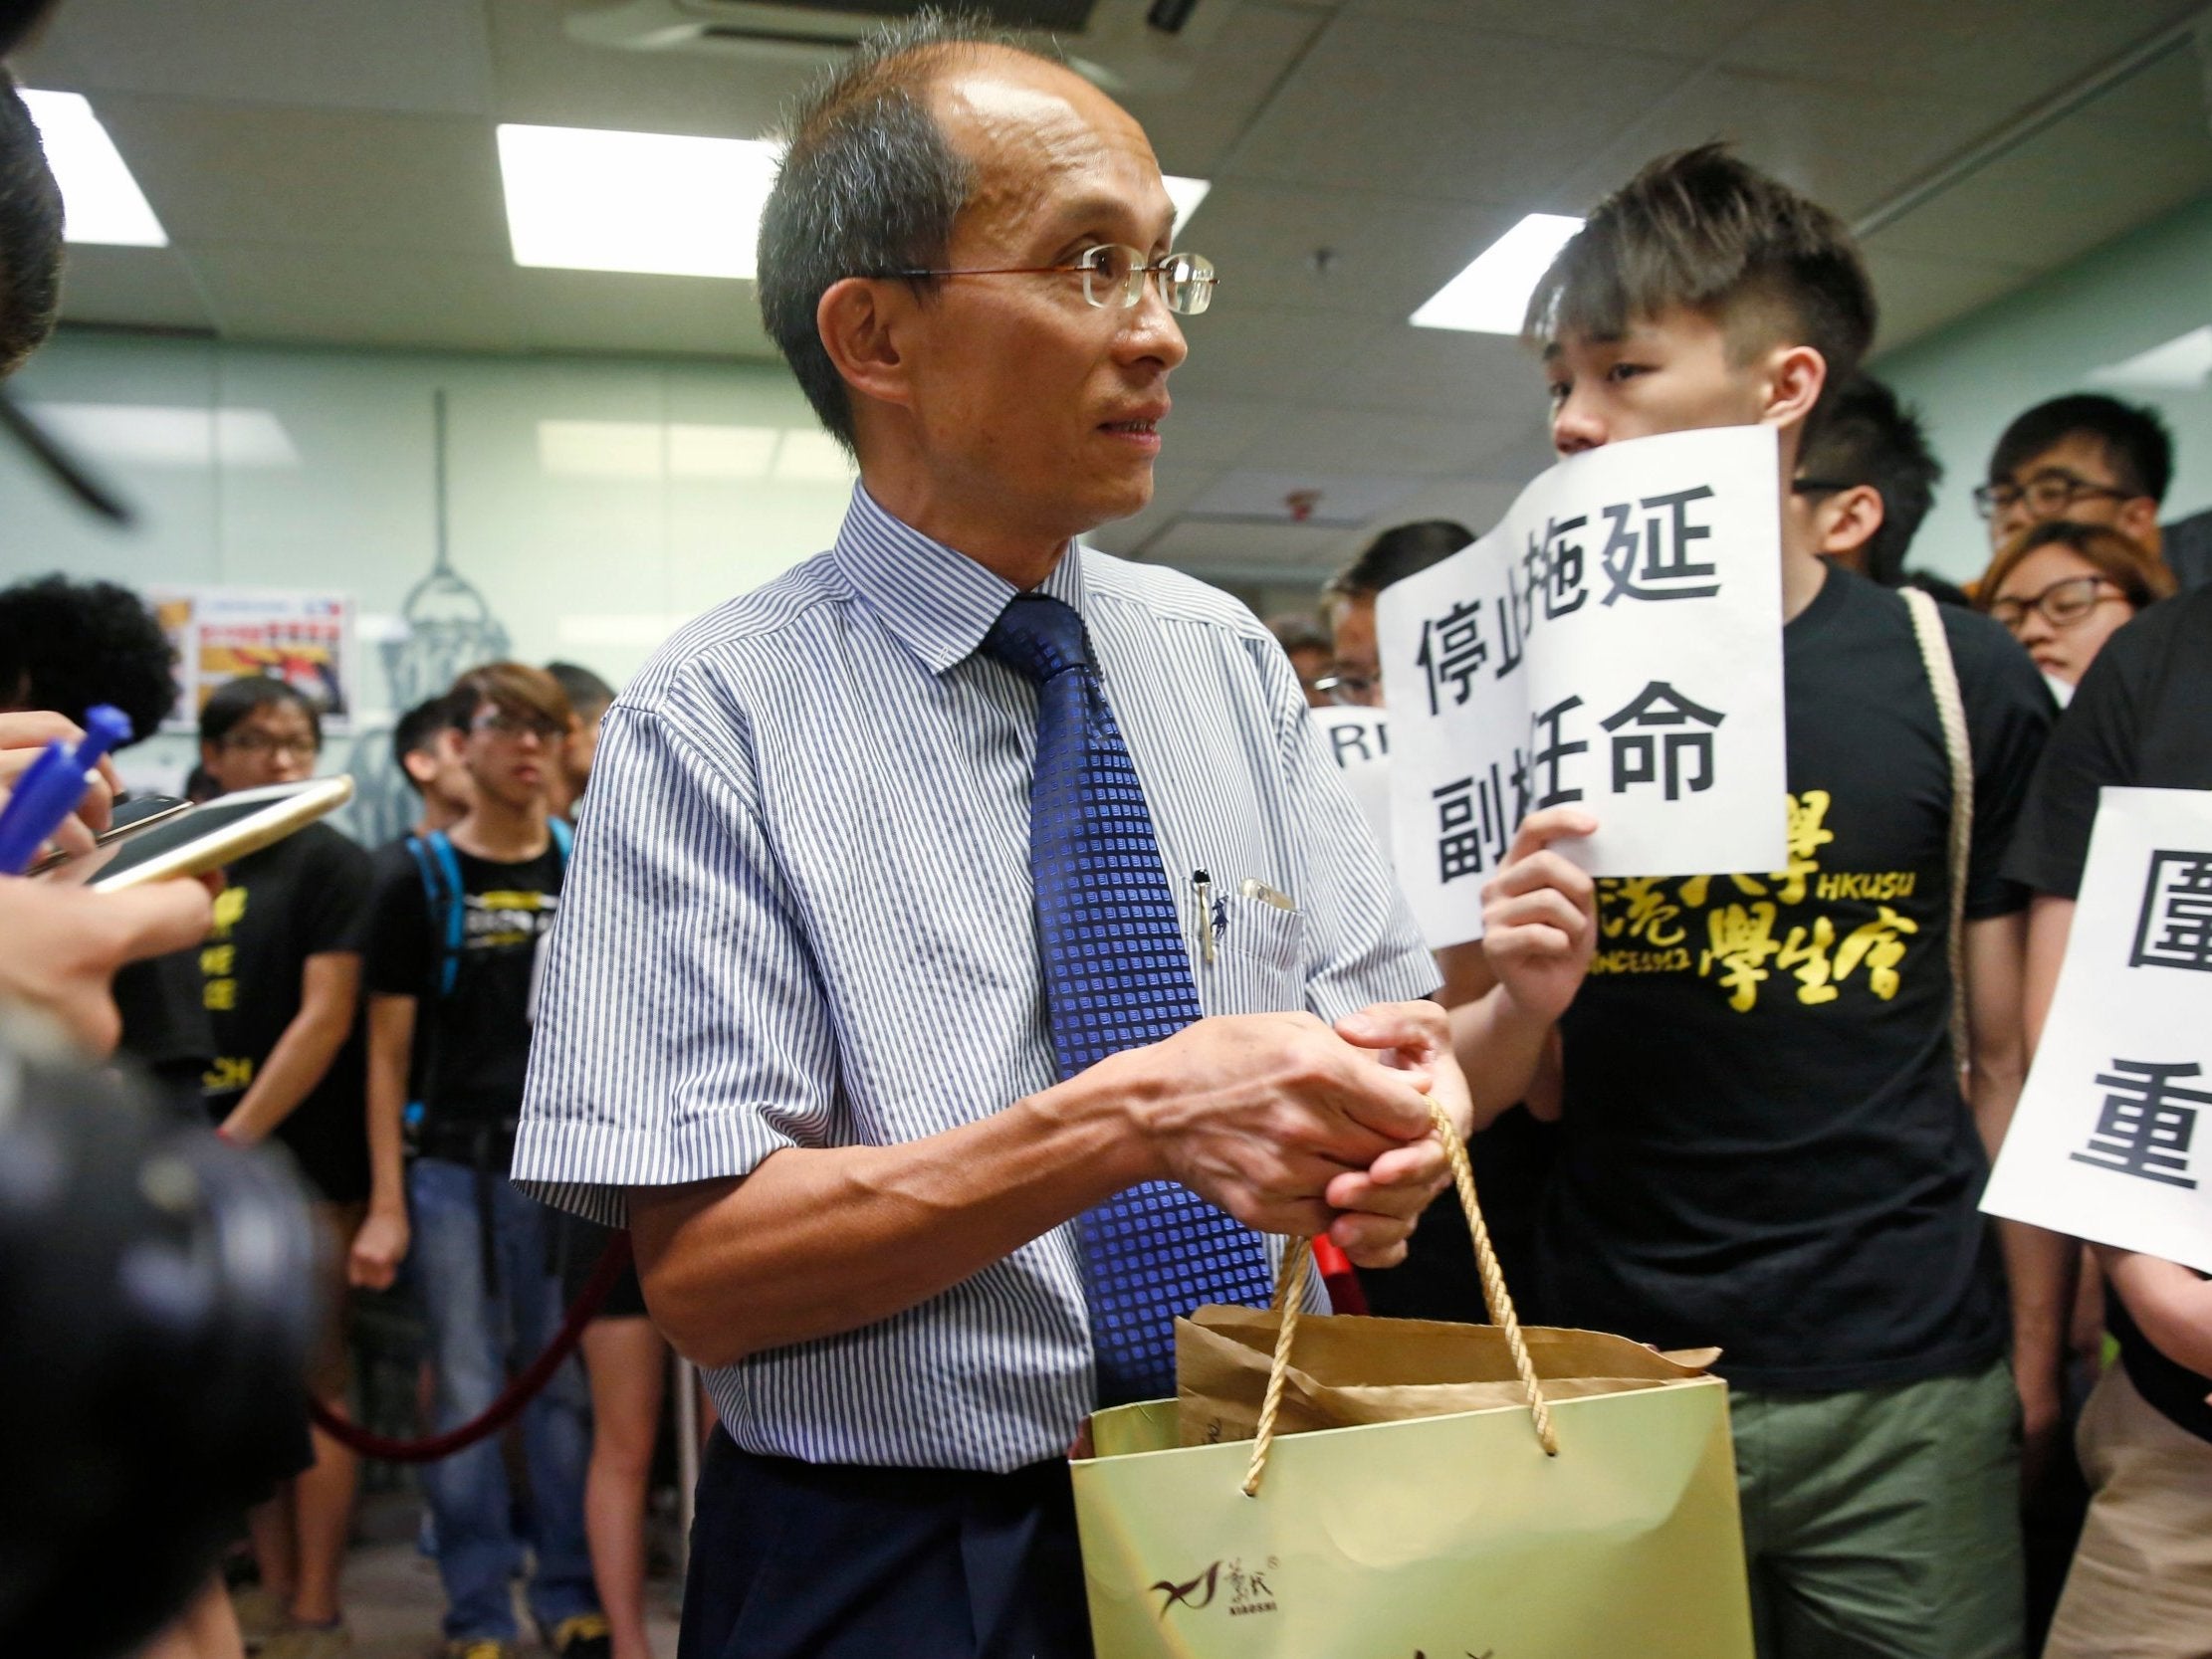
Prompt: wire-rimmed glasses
<box><xmin>886</xmin><ymin>244</ymin><xmax>1217</xmax><ymax>314</ymax></box>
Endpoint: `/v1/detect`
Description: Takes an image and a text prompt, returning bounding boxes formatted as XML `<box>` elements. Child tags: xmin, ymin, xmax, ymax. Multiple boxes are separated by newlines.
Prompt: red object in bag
<box><xmin>1310</xmin><ymin>1234</ymin><xmax>1369</xmax><ymax>1314</ymax></box>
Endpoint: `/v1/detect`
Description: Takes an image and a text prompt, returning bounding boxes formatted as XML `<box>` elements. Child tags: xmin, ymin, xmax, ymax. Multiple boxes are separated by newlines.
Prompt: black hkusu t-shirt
<box><xmin>2004</xmin><ymin>583</ymin><xmax>2212</xmax><ymax>1444</ymax></box>
<box><xmin>360</xmin><ymin>835</ymin><xmax>562</xmax><ymax>1132</ymax></box>
<box><xmin>1540</xmin><ymin>565</ymin><xmax>2054</xmax><ymax>1391</ymax></box>
<box><xmin>200</xmin><ymin>822</ymin><xmax>373</xmax><ymax>1203</ymax></box>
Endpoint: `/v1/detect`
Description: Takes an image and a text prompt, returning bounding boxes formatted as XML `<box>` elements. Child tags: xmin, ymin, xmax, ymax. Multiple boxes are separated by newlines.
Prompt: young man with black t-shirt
<box><xmin>190</xmin><ymin>675</ymin><xmax>372</xmax><ymax>1658</ymax></box>
<box><xmin>2003</xmin><ymin>586</ymin><xmax>2212</xmax><ymax>1656</ymax></box>
<box><xmin>353</xmin><ymin>662</ymin><xmax>606</xmax><ymax>1659</ymax></box>
<box><xmin>1516</xmin><ymin>146</ymin><xmax>2057</xmax><ymax>1658</ymax></box>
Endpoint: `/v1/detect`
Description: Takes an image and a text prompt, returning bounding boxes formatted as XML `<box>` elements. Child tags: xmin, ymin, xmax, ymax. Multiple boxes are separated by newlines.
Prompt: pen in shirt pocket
<box><xmin>1190</xmin><ymin>869</ymin><xmax>1217</xmax><ymax>964</ymax></box>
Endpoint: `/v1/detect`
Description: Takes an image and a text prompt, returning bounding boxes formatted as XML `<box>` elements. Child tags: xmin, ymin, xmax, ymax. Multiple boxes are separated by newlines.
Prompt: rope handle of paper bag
<box><xmin>1901</xmin><ymin>586</ymin><xmax>1974</xmax><ymax>1077</ymax></box>
<box><xmin>1241</xmin><ymin>1098</ymin><xmax>1557</xmax><ymax>1497</ymax></box>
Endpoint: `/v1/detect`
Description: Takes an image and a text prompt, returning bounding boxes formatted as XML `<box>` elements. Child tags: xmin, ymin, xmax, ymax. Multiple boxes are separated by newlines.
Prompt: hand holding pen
<box><xmin>0</xmin><ymin>710</ymin><xmax>125</xmax><ymax>857</ymax></box>
<box><xmin>0</xmin><ymin>706</ymin><xmax>133</xmax><ymax>874</ymax></box>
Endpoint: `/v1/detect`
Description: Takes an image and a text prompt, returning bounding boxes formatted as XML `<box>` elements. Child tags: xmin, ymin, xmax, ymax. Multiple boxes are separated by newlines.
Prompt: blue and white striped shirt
<box><xmin>514</xmin><ymin>485</ymin><xmax>1436</xmax><ymax>1470</ymax></box>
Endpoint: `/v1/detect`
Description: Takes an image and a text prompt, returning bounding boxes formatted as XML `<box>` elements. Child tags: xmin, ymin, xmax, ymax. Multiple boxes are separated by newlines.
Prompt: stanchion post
<box><xmin>674</xmin><ymin>1350</ymin><xmax>700</xmax><ymax>1581</ymax></box>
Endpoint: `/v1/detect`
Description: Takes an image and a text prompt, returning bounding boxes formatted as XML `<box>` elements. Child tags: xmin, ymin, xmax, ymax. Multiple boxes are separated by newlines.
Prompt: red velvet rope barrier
<box><xmin>309</xmin><ymin>1232</ymin><xmax>633</xmax><ymax>1464</ymax></box>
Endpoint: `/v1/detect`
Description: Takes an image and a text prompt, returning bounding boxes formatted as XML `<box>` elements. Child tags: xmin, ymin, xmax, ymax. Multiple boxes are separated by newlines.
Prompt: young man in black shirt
<box><xmin>1518</xmin><ymin>145</ymin><xmax>2057</xmax><ymax>1658</ymax></box>
<box><xmin>1793</xmin><ymin>372</ymin><xmax>1968</xmax><ymax>605</ymax></box>
<box><xmin>2003</xmin><ymin>586</ymin><xmax>2212</xmax><ymax>1656</ymax></box>
<box><xmin>353</xmin><ymin>662</ymin><xmax>605</xmax><ymax>1659</ymax></box>
<box><xmin>1976</xmin><ymin>393</ymin><xmax>2172</xmax><ymax>566</ymax></box>
<box><xmin>192</xmin><ymin>675</ymin><xmax>371</xmax><ymax>1659</ymax></box>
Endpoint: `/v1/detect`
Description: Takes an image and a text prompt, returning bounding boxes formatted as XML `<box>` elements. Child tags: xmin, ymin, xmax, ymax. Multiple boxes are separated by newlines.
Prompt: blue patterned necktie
<box><xmin>983</xmin><ymin>591</ymin><xmax>1276</xmax><ymax>1405</ymax></box>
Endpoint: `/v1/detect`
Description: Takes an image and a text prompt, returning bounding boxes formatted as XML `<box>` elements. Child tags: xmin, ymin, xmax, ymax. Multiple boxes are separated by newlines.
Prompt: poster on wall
<box><xmin>153</xmin><ymin>587</ymin><xmax>356</xmax><ymax>734</ymax></box>
<box><xmin>1375</xmin><ymin>425</ymin><xmax>1789</xmax><ymax>947</ymax></box>
<box><xmin>1983</xmin><ymin>786</ymin><xmax>2212</xmax><ymax>1274</ymax></box>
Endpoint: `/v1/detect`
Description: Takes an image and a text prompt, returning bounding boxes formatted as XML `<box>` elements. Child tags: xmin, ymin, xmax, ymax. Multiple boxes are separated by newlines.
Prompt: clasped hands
<box><xmin>1118</xmin><ymin>1000</ymin><xmax>1469</xmax><ymax>1271</ymax></box>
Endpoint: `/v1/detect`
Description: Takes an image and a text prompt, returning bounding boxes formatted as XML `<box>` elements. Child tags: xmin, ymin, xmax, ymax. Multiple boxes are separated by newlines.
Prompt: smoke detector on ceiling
<box><xmin>562</xmin><ymin>0</ymin><xmax>1238</xmax><ymax>93</ymax></box>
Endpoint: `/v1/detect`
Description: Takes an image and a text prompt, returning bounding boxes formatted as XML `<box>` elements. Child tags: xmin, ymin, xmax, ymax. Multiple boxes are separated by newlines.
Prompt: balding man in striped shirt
<box><xmin>515</xmin><ymin>18</ymin><xmax>1597</xmax><ymax>1659</ymax></box>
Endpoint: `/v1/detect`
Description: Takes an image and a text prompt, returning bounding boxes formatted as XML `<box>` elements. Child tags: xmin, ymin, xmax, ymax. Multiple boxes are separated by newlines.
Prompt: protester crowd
<box><xmin>3</xmin><ymin>14</ymin><xmax>2210</xmax><ymax>1659</ymax></box>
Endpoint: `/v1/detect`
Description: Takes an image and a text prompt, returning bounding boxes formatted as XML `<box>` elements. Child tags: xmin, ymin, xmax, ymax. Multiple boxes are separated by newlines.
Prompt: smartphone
<box><xmin>24</xmin><ymin>793</ymin><xmax>193</xmax><ymax>877</ymax></box>
<box><xmin>64</xmin><ymin>776</ymin><xmax>355</xmax><ymax>891</ymax></box>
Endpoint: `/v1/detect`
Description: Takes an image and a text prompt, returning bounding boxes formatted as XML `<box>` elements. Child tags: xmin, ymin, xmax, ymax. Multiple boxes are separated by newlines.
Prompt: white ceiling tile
<box><xmin>1354</xmin><ymin>0</ymin><xmax>1774</xmax><ymax>57</ymax></box>
<box><xmin>17</xmin><ymin>0</ymin><xmax>495</xmax><ymax>116</ymax></box>
<box><xmin>1858</xmin><ymin>50</ymin><xmax>2212</xmax><ymax>275</ymax></box>
<box><xmin>1546</xmin><ymin>65</ymin><xmax>2009</xmax><ymax>224</ymax></box>
<box><xmin>54</xmin><ymin>245</ymin><xmax>216</xmax><ymax>332</ymax></box>
<box><xmin>1145</xmin><ymin>517</ymin><xmax>1361</xmax><ymax>570</ymax></box>
<box><xmin>511</xmin><ymin>268</ymin><xmax>778</xmax><ymax>358</ymax></box>
<box><xmin>1113</xmin><ymin>1</ymin><xmax>1332</xmax><ymax>176</ymax></box>
<box><xmin>1085</xmin><ymin>462</ymin><xmax>1222</xmax><ymax>556</ymax></box>
<box><xmin>1860</xmin><ymin>246</ymin><xmax>2048</xmax><ymax>357</ymax></box>
<box><xmin>1194</xmin><ymin>183</ymin><xmax>1523</xmax><ymax>321</ymax></box>
<box><xmin>1249</xmin><ymin>404</ymin><xmax>1539</xmax><ymax>476</ymax></box>
<box><xmin>1228</xmin><ymin>17</ymin><xmax>1702</xmax><ymax>206</ymax></box>
<box><xmin>1187</xmin><ymin>467</ymin><xmax>1430</xmax><ymax>524</ymax></box>
<box><xmin>184</xmin><ymin>246</ymin><xmax>528</xmax><ymax>352</ymax></box>
<box><xmin>1721</xmin><ymin>1</ymin><xmax>2190</xmax><ymax>107</ymax></box>
<box><xmin>1325</xmin><ymin>324</ymin><xmax>1546</xmax><ymax>422</ymax></box>
<box><xmin>98</xmin><ymin>103</ymin><xmax>509</xmax><ymax>256</ymax></box>
<box><xmin>1169</xmin><ymin>305</ymin><xmax>1392</xmax><ymax>402</ymax></box>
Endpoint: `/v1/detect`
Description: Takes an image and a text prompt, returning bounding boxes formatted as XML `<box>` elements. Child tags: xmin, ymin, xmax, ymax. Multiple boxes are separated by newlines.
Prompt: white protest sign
<box><xmin>1376</xmin><ymin>425</ymin><xmax>1788</xmax><ymax>947</ymax></box>
<box><xmin>1983</xmin><ymin>787</ymin><xmax>2212</xmax><ymax>1274</ymax></box>
<box><xmin>1312</xmin><ymin>706</ymin><xmax>1393</xmax><ymax>868</ymax></box>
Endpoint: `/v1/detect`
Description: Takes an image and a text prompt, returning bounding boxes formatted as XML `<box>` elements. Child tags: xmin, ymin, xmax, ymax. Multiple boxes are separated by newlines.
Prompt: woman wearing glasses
<box><xmin>1978</xmin><ymin>521</ymin><xmax>2174</xmax><ymax>703</ymax></box>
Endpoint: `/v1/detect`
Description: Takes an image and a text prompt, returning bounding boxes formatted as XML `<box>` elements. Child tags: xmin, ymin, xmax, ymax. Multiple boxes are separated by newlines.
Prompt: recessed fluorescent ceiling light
<box><xmin>1412</xmin><ymin>212</ymin><xmax>1585</xmax><ymax>334</ymax></box>
<box><xmin>498</xmin><ymin>123</ymin><xmax>779</xmax><ymax>279</ymax></box>
<box><xmin>2088</xmin><ymin>324</ymin><xmax>2212</xmax><ymax>391</ymax></box>
<box><xmin>20</xmin><ymin>91</ymin><xmax>166</xmax><ymax>247</ymax></box>
<box><xmin>1164</xmin><ymin>175</ymin><xmax>1210</xmax><ymax>234</ymax></box>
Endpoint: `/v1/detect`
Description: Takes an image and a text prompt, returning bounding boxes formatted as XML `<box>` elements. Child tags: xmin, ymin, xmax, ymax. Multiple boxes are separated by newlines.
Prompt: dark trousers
<box><xmin>678</xmin><ymin>1430</ymin><xmax>1096</xmax><ymax>1659</ymax></box>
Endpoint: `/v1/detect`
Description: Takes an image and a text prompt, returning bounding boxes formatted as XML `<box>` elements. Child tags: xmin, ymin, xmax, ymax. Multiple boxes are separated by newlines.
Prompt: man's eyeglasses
<box><xmin>1988</xmin><ymin>573</ymin><xmax>2122</xmax><ymax>633</ymax></box>
<box><xmin>883</xmin><ymin>245</ymin><xmax>1217</xmax><ymax>314</ymax></box>
<box><xmin>472</xmin><ymin>711</ymin><xmax>567</xmax><ymax>743</ymax></box>
<box><xmin>1971</xmin><ymin>470</ymin><xmax>2132</xmax><ymax>521</ymax></box>
<box><xmin>222</xmin><ymin>730</ymin><xmax>319</xmax><ymax>759</ymax></box>
<box><xmin>1313</xmin><ymin>669</ymin><xmax>1381</xmax><ymax>708</ymax></box>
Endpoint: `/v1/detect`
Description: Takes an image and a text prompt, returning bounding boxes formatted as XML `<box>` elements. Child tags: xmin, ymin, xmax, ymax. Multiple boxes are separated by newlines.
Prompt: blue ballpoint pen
<box><xmin>0</xmin><ymin>704</ymin><xmax>134</xmax><ymax>875</ymax></box>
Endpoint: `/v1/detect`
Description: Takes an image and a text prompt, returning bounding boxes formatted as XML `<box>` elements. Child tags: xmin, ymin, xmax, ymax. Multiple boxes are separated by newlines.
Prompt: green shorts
<box><xmin>1731</xmin><ymin>1357</ymin><xmax>2025</xmax><ymax>1659</ymax></box>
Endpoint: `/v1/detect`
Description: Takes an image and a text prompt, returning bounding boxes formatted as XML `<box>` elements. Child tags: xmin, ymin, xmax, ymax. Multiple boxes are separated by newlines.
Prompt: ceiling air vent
<box><xmin>564</xmin><ymin>0</ymin><xmax>1235</xmax><ymax>92</ymax></box>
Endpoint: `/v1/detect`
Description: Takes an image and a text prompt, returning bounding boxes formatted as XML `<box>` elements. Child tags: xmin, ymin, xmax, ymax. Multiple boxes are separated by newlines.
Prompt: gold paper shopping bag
<box><xmin>1069</xmin><ymin>1102</ymin><xmax>1757</xmax><ymax>1659</ymax></box>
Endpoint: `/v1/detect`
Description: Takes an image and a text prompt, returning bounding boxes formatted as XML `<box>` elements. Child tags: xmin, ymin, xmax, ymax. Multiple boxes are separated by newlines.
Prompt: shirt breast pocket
<box><xmin>1203</xmin><ymin>891</ymin><xmax>1308</xmax><ymax>1018</ymax></box>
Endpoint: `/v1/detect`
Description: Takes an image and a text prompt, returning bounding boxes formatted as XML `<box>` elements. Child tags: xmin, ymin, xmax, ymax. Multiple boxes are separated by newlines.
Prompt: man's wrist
<box><xmin>1032</xmin><ymin>1045</ymin><xmax>1169</xmax><ymax>1191</ymax></box>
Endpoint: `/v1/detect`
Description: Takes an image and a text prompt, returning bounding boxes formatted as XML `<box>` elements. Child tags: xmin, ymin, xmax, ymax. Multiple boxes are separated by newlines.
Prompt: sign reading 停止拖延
<box><xmin>1983</xmin><ymin>786</ymin><xmax>2212</xmax><ymax>1274</ymax></box>
<box><xmin>1376</xmin><ymin>425</ymin><xmax>1788</xmax><ymax>946</ymax></box>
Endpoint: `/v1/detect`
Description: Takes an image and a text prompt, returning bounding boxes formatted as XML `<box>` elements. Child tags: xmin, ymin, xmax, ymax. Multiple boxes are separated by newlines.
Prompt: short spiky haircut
<box><xmin>1988</xmin><ymin>393</ymin><xmax>2172</xmax><ymax>505</ymax></box>
<box><xmin>1525</xmin><ymin>143</ymin><xmax>1877</xmax><ymax>423</ymax></box>
<box><xmin>1796</xmin><ymin>374</ymin><xmax>1942</xmax><ymax>586</ymax></box>
<box><xmin>757</xmin><ymin>11</ymin><xmax>1062</xmax><ymax>452</ymax></box>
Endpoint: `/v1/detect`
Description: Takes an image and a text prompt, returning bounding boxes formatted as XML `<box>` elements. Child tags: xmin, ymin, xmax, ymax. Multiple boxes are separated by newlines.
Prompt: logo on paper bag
<box><xmin>1149</xmin><ymin>1556</ymin><xmax>1277</xmax><ymax>1620</ymax></box>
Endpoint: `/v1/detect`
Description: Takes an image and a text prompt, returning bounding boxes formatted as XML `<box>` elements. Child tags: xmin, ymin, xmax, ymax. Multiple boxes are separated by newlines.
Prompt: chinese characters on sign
<box><xmin>2129</xmin><ymin>851</ymin><xmax>2212</xmax><ymax>972</ymax></box>
<box><xmin>1984</xmin><ymin>788</ymin><xmax>2212</xmax><ymax>1274</ymax></box>
<box><xmin>1377</xmin><ymin>426</ymin><xmax>1788</xmax><ymax>946</ymax></box>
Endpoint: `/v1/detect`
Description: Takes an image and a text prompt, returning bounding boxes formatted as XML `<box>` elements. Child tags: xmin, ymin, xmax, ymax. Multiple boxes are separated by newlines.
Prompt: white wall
<box><xmin>0</xmin><ymin>332</ymin><xmax>857</xmax><ymax>837</ymax></box>
<box><xmin>1878</xmin><ymin>191</ymin><xmax>2212</xmax><ymax>584</ymax></box>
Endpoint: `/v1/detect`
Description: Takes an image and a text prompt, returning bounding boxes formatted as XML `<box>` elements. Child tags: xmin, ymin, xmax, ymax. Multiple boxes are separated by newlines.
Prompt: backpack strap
<box><xmin>1902</xmin><ymin>587</ymin><xmax>1974</xmax><ymax>1078</ymax></box>
<box><xmin>403</xmin><ymin>829</ymin><xmax>468</xmax><ymax>1000</ymax></box>
<box><xmin>549</xmin><ymin>815</ymin><xmax>573</xmax><ymax>867</ymax></box>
